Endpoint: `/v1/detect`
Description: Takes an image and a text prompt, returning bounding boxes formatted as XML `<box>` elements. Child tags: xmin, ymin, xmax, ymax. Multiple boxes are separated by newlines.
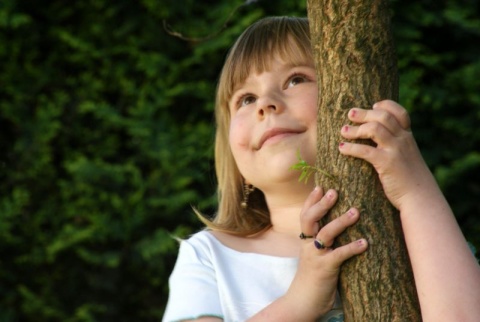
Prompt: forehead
<box><xmin>228</xmin><ymin>36</ymin><xmax>313</xmax><ymax>94</ymax></box>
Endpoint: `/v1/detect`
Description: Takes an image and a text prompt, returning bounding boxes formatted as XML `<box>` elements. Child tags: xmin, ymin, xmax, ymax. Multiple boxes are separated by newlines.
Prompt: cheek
<box><xmin>228</xmin><ymin>117</ymin><xmax>251</xmax><ymax>154</ymax></box>
<box><xmin>306</xmin><ymin>91</ymin><xmax>318</xmax><ymax>117</ymax></box>
<box><xmin>295</xmin><ymin>94</ymin><xmax>318</xmax><ymax>124</ymax></box>
<box><xmin>297</xmin><ymin>92</ymin><xmax>318</xmax><ymax>162</ymax></box>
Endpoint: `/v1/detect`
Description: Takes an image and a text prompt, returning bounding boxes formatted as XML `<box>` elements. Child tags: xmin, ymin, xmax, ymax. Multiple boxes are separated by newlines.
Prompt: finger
<box><xmin>300</xmin><ymin>188</ymin><xmax>337</xmax><ymax>238</ymax></box>
<box><xmin>316</xmin><ymin>208</ymin><xmax>360</xmax><ymax>247</ymax></box>
<box><xmin>341</xmin><ymin>121</ymin><xmax>396</xmax><ymax>147</ymax></box>
<box><xmin>338</xmin><ymin>141</ymin><xmax>386</xmax><ymax>165</ymax></box>
<box><xmin>326</xmin><ymin>239</ymin><xmax>368</xmax><ymax>269</ymax></box>
<box><xmin>298</xmin><ymin>187</ymin><xmax>324</xmax><ymax>239</ymax></box>
<box><xmin>347</xmin><ymin>107</ymin><xmax>403</xmax><ymax>136</ymax></box>
<box><xmin>303</xmin><ymin>186</ymin><xmax>324</xmax><ymax>210</ymax></box>
<box><xmin>373</xmin><ymin>100</ymin><xmax>411</xmax><ymax>130</ymax></box>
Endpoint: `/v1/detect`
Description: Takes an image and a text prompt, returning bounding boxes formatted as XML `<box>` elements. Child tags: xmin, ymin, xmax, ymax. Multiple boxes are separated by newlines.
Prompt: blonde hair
<box><xmin>198</xmin><ymin>16</ymin><xmax>313</xmax><ymax>236</ymax></box>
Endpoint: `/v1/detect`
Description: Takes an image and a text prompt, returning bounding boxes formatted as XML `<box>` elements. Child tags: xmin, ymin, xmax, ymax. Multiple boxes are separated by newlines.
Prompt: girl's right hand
<box><xmin>285</xmin><ymin>187</ymin><xmax>367</xmax><ymax>320</ymax></box>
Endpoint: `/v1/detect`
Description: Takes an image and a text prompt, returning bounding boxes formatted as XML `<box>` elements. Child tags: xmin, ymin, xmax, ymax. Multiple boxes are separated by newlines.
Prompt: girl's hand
<box><xmin>339</xmin><ymin>100</ymin><xmax>433</xmax><ymax>210</ymax></box>
<box><xmin>284</xmin><ymin>187</ymin><xmax>367</xmax><ymax>320</ymax></box>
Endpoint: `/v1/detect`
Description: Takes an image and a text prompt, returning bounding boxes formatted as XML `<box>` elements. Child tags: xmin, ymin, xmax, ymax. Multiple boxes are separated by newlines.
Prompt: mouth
<box><xmin>256</xmin><ymin>128</ymin><xmax>304</xmax><ymax>149</ymax></box>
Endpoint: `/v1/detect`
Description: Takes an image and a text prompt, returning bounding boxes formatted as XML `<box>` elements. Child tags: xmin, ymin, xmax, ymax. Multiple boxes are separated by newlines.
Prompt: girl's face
<box><xmin>228</xmin><ymin>56</ymin><xmax>318</xmax><ymax>192</ymax></box>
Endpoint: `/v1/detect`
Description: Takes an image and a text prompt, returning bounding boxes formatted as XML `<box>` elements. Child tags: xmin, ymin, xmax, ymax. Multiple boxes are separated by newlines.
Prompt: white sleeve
<box><xmin>162</xmin><ymin>239</ymin><xmax>223</xmax><ymax>322</ymax></box>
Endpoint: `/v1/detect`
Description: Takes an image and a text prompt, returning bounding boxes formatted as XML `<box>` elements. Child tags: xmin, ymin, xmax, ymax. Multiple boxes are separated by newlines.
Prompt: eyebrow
<box><xmin>228</xmin><ymin>64</ymin><xmax>316</xmax><ymax>107</ymax></box>
<box><xmin>232</xmin><ymin>63</ymin><xmax>315</xmax><ymax>91</ymax></box>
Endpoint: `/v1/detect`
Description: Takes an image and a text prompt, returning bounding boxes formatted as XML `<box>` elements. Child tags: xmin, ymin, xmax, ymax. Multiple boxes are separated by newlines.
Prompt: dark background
<box><xmin>1</xmin><ymin>0</ymin><xmax>479</xmax><ymax>320</ymax></box>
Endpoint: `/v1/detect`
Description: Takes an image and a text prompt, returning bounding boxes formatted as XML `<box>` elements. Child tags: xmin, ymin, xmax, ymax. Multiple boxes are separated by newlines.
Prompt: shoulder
<box><xmin>182</xmin><ymin>230</ymin><xmax>220</xmax><ymax>251</ymax></box>
<box><xmin>176</xmin><ymin>230</ymin><xmax>229</xmax><ymax>265</ymax></box>
<box><xmin>190</xmin><ymin>230</ymin><xmax>264</xmax><ymax>255</ymax></box>
<box><xmin>182</xmin><ymin>230</ymin><xmax>248</xmax><ymax>253</ymax></box>
<box><xmin>164</xmin><ymin>231</ymin><xmax>226</xmax><ymax>321</ymax></box>
<box><xmin>176</xmin><ymin>230</ymin><xmax>274</xmax><ymax>267</ymax></box>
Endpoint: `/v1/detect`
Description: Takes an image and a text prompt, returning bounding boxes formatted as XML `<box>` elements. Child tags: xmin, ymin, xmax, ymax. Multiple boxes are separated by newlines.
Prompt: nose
<box><xmin>256</xmin><ymin>95</ymin><xmax>283</xmax><ymax>118</ymax></box>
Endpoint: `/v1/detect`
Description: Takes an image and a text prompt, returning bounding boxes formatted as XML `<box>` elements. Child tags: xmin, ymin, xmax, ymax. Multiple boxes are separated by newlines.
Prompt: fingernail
<box><xmin>339</xmin><ymin>142</ymin><xmax>345</xmax><ymax>148</ymax></box>
<box><xmin>357</xmin><ymin>239</ymin><xmax>367</xmax><ymax>247</ymax></box>
<box><xmin>342</xmin><ymin>125</ymin><xmax>349</xmax><ymax>132</ymax></box>
<box><xmin>348</xmin><ymin>209</ymin><xmax>357</xmax><ymax>218</ymax></box>
<box><xmin>326</xmin><ymin>190</ymin><xmax>334</xmax><ymax>198</ymax></box>
<box><xmin>349</xmin><ymin>109</ymin><xmax>357</xmax><ymax>118</ymax></box>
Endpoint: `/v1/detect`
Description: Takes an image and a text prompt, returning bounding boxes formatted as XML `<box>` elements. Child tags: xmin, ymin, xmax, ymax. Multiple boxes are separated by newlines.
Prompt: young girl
<box><xmin>163</xmin><ymin>16</ymin><xmax>480</xmax><ymax>322</ymax></box>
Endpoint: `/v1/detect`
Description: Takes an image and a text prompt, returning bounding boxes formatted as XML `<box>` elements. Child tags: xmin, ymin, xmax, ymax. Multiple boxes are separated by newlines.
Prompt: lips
<box><xmin>256</xmin><ymin>127</ymin><xmax>304</xmax><ymax>149</ymax></box>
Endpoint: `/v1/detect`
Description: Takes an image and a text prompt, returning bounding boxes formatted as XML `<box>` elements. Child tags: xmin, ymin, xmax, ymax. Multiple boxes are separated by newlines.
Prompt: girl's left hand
<box><xmin>338</xmin><ymin>100</ymin><xmax>433</xmax><ymax>210</ymax></box>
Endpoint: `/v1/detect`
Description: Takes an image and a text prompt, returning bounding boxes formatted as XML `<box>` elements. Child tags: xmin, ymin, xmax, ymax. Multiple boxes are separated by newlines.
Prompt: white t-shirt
<box><xmin>163</xmin><ymin>230</ymin><xmax>344</xmax><ymax>322</ymax></box>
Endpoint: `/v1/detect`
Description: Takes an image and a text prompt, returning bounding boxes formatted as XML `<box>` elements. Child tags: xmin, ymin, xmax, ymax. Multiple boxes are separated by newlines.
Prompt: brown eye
<box><xmin>239</xmin><ymin>95</ymin><xmax>256</xmax><ymax>107</ymax></box>
<box><xmin>288</xmin><ymin>75</ymin><xmax>307</xmax><ymax>87</ymax></box>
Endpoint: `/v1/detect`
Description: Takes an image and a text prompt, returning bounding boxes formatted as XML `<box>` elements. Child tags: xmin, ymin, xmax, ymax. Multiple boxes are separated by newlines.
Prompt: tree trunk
<box><xmin>306</xmin><ymin>0</ymin><xmax>422</xmax><ymax>321</ymax></box>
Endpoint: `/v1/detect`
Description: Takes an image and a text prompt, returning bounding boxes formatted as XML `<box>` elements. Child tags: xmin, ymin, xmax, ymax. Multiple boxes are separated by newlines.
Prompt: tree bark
<box><xmin>306</xmin><ymin>1</ymin><xmax>422</xmax><ymax>321</ymax></box>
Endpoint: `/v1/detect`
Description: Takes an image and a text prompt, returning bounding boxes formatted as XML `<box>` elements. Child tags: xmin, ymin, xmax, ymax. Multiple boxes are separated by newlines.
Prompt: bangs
<box><xmin>218</xmin><ymin>17</ymin><xmax>312</xmax><ymax>113</ymax></box>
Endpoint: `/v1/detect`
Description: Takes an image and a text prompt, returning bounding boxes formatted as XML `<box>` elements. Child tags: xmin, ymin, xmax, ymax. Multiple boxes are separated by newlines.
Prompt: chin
<box><xmin>266</xmin><ymin>155</ymin><xmax>305</xmax><ymax>180</ymax></box>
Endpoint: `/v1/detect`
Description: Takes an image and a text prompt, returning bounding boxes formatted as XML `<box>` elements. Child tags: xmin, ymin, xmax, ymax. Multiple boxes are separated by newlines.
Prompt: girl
<box><xmin>163</xmin><ymin>16</ymin><xmax>480</xmax><ymax>322</ymax></box>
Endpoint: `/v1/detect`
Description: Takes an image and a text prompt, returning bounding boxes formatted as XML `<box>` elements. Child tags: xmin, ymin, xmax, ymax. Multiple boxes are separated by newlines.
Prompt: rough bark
<box><xmin>306</xmin><ymin>0</ymin><xmax>422</xmax><ymax>321</ymax></box>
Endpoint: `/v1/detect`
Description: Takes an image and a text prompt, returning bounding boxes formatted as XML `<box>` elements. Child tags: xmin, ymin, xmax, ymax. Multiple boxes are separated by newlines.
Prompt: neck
<box><xmin>261</xmin><ymin>181</ymin><xmax>313</xmax><ymax>238</ymax></box>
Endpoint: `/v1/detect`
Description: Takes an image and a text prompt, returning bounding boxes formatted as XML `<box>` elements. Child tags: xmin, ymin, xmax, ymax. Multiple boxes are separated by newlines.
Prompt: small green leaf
<box><xmin>290</xmin><ymin>149</ymin><xmax>336</xmax><ymax>183</ymax></box>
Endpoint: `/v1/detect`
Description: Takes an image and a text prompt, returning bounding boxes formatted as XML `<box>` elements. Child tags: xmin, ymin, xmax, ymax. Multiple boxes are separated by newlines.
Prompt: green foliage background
<box><xmin>0</xmin><ymin>0</ymin><xmax>479</xmax><ymax>320</ymax></box>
